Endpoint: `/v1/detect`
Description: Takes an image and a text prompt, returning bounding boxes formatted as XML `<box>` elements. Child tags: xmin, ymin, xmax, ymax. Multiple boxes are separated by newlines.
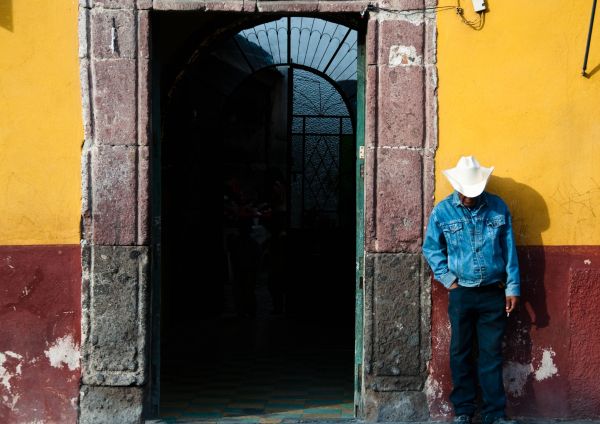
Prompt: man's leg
<box><xmin>476</xmin><ymin>285</ymin><xmax>508</xmax><ymax>423</ymax></box>
<box><xmin>449</xmin><ymin>287</ymin><xmax>478</xmax><ymax>417</ymax></box>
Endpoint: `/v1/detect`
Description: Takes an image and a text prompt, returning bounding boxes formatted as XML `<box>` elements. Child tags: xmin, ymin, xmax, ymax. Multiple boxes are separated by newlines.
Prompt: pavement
<box><xmin>146</xmin><ymin>420</ymin><xmax>600</xmax><ymax>424</ymax></box>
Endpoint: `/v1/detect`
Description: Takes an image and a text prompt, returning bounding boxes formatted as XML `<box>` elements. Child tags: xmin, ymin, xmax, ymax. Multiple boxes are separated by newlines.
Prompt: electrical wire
<box><xmin>365</xmin><ymin>1</ymin><xmax>486</xmax><ymax>31</ymax></box>
<box><xmin>455</xmin><ymin>0</ymin><xmax>485</xmax><ymax>30</ymax></box>
<box><xmin>456</xmin><ymin>7</ymin><xmax>485</xmax><ymax>30</ymax></box>
<box><xmin>366</xmin><ymin>4</ymin><xmax>456</xmax><ymax>16</ymax></box>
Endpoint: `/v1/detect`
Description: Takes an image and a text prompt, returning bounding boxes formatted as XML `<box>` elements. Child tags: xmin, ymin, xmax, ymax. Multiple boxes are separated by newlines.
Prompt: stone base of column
<box><xmin>363</xmin><ymin>390</ymin><xmax>429</xmax><ymax>421</ymax></box>
<box><xmin>79</xmin><ymin>385</ymin><xmax>144</xmax><ymax>424</ymax></box>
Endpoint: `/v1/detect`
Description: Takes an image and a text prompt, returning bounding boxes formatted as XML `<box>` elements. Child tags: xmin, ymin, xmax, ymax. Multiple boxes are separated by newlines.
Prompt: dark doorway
<box><xmin>153</xmin><ymin>15</ymin><xmax>361</xmax><ymax>422</ymax></box>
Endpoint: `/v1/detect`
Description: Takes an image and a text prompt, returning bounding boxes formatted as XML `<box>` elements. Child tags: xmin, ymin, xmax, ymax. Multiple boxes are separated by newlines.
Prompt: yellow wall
<box><xmin>0</xmin><ymin>1</ymin><xmax>82</xmax><ymax>245</ymax></box>
<box><xmin>437</xmin><ymin>1</ymin><xmax>600</xmax><ymax>246</ymax></box>
<box><xmin>2</xmin><ymin>0</ymin><xmax>599</xmax><ymax>246</ymax></box>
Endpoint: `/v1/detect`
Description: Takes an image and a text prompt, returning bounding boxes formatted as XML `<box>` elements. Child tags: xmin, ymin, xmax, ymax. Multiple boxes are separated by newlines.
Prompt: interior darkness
<box><xmin>153</xmin><ymin>12</ymin><xmax>358</xmax><ymax>417</ymax></box>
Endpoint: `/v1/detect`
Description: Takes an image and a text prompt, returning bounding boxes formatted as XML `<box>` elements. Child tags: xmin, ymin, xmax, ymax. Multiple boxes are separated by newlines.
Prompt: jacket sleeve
<box><xmin>422</xmin><ymin>211</ymin><xmax>457</xmax><ymax>288</ymax></box>
<box><xmin>501</xmin><ymin>211</ymin><xmax>521</xmax><ymax>296</ymax></box>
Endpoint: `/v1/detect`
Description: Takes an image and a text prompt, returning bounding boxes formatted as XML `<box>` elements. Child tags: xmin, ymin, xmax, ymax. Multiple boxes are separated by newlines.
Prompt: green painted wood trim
<box><xmin>354</xmin><ymin>29</ymin><xmax>366</xmax><ymax>417</ymax></box>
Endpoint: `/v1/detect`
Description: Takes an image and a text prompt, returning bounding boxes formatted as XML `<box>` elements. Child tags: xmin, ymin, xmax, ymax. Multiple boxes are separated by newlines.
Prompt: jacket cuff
<box><xmin>505</xmin><ymin>285</ymin><xmax>520</xmax><ymax>297</ymax></box>
<box><xmin>439</xmin><ymin>272</ymin><xmax>457</xmax><ymax>288</ymax></box>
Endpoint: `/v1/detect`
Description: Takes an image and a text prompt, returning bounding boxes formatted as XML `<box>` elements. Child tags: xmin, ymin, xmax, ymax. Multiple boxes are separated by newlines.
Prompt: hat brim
<box><xmin>443</xmin><ymin>166</ymin><xmax>494</xmax><ymax>198</ymax></box>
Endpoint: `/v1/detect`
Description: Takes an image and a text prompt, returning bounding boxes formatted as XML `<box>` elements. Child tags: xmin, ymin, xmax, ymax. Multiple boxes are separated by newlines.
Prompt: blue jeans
<box><xmin>448</xmin><ymin>284</ymin><xmax>507</xmax><ymax>422</ymax></box>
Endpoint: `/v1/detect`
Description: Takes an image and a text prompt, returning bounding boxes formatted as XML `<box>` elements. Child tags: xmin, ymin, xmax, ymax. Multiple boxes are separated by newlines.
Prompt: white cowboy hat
<box><xmin>442</xmin><ymin>156</ymin><xmax>494</xmax><ymax>198</ymax></box>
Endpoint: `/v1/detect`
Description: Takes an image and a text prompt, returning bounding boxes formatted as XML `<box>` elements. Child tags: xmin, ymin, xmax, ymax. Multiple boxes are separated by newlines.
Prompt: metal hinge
<box><xmin>359</xmin><ymin>145</ymin><xmax>365</xmax><ymax>159</ymax></box>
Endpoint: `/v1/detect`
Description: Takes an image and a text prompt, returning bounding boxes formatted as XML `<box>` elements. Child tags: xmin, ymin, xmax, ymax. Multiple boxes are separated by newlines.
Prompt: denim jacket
<box><xmin>422</xmin><ymin>191</ymin><xmax>520</xmax><ymax>296</ymax></box>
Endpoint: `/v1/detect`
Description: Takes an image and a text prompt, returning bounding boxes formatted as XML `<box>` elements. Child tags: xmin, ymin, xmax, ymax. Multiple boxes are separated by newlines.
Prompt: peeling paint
<box><xmin>0</xmin><ymin>351</ymin><xmax>24</xmax><ymax>410</ymax></box>
<box><xmin>425</xmin><ymin>374</ymin><xmax>452</xmax><ymax>414</ymax></box>
<box><xmin>503</xmin><ymin>361</ymin><xmax>533</xmax><ymax>397</ymax></box>
<box><xmin>503</xmin><ymin>348</ymin><xmax>559</xmax><ymax>396</ymax></box>
<box><xmin>534</xmin><ymin>349</ymin><xmax>558</xmax><ymax>381</ymax></box>
<box><xmin>5</xmin><ymin>351</ymin><xmax>22</xmax><ymax>361</ymax></box>
<box><xmin>0</xmin><ymin>352</ymin><xmax>23</xmax><ymax>393</ymax></box>
<box><xmin>44</xmin><ymin>335</ymin><xmax>80</xmax><ymax>371</ymax></box>
<box><xmin>584</xmin><ymin>259</ymin><xmax>592</xmax><ymax>265</ymax></box>
<box><xmin>389</xmin><ymin>45</ymin><xmax>422</xmax><ymax>67</ymax></box>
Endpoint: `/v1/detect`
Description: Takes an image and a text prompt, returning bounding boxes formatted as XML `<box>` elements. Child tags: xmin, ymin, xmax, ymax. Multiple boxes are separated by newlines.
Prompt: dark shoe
<box><xmin>453</xmin><ymin>415</ymin><xmax>472</xmax><ymax>424</ymax></box>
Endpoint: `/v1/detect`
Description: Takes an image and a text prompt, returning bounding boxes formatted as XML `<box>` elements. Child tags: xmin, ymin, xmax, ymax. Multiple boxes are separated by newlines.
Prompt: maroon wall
<box><xmin>0</xmin><ymin>245</ymin><xmax>81</xmax><ymax>423</ymax></box>
<box><xmin>428</xmin><ymin>246</ymin><xmax>600</xmax><ymax>419</ymax></box>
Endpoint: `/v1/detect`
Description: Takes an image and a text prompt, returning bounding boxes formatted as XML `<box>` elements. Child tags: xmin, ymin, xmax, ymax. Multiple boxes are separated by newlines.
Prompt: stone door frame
<box><xmin>78</xmin><ymin>1</ymin><xmax>437</xmax><ymax>421</ymax></box>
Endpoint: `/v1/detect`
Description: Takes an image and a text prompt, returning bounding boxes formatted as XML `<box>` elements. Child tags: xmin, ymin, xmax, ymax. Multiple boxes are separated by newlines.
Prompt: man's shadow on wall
<box><xmin>0</xmin><ymin>1</ymin><xmax>13</xmax><ymax>31</ymax></box>
<box><xmin>487</xmin><ymin>175</ymin><xmax>550</xmax><ymax>413</ymax></box>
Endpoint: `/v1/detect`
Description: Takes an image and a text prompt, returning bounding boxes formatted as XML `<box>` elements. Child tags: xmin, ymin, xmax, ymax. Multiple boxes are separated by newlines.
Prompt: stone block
<box><xmin>377</xmin><ymin>65</ymin><xmax>424</xmax><ymax>148</ymax></box>
<box><xmin>364</xmin><ymin>144</ymin><xmax>377</xmax><ymax>252</ymax></box>
<box><xmin>91</xmin><ymin>145</ymin><xmax>137</xmax><ymax>245</ymax></box>
<box><xmin>378</xmin><ymin>19</ymin><xmax>424</xmax><ymax>67</ymax></box>
<box><xmin>79</xmin><ymin>386</ymin><xmax>143</xmax><ymax>424</ymax></box>
<box><xmin>367</xmin><ymin>17</ymin><xmax>378</xmax><ymax>66</ymax></box>
<box><xmin>256</xmin><ymin>0</ymin><xmax>318</xmax><ymax>12</ymax></box>
<box><xmin>376</xmin><ymin>0</ymin><xmax>424</xmax><ymax>11</ymax></box>
<box><xmin>137</xmin><ymin>146</ymin><xmax>150</xmax><ymax>245</ymax></box>
<box><xmin>138</xmin><ymin>58</ymin><xmax>151</xmax><ymax>146</ymax></box>
<box><xmin>153</xmin><ymin>0</ymin><xmax>244</xmax><ymax>10</ymax></box>
<box><xmin>364</xmin><ymin>149</ymin><xmax>377</xmax><ymax>252</ymax></box>
<box><xmin>92</xmin><ymin>59</ymin><xmax>137</xmax><ymax>145</ymax></box>
<box><xmin>363</xmin><ymin>390</ymin><xmax>428</xmax><ymax>421</ymax></box>
<box><xmin>424</xmin><ymin>16</ymin><xmax>437</xmax><ymax>65</ymax></box>
<box><xmin>92</xmin><ymin>0</ymin><xmax>136</xmax><ymax>8</ymax></box>
<box><xmin>81</xmin><ymin>140</ymin><xmax>93</xmax><ymax>242</ymax></box>
<box><xmin>79</xmin><ymin>7</ymin><xmax>90</xmax><ymax>59</ymax></box>
<box><xmin>364</xmin><ymin>65</ymin><xmax>378</xmax><ymax>252</ymax></box>
<box><xmin>424</xmin><ymin>64</ymin><xmax>438</xmax><ymax>153</ymax></box>
<box><xmin>374</xmin><ymin>149</ymin><xmax>422</xmax><ymax>252</ymax></box>
<box><xmin>369</xmin><ymin>375</ymin><xmax>423</xmax><ymax>391</ymax></box>
<box><xmin>91</xmin><ymin>8</ymin><xmax>136</xmax><ymax>59</ymax></box>
<box><xmin>80</xmin><ymin>59</ymin><xmax>93</xmax><ymax>141</ymax></box>
<box><xmin>318</xmin><ymin>1</ymin><xmax>369</xmax><ymax>12</ymax></box>
<box><xmin>365</xmin><ymin>65</ymin><xmax>378</xmax><ymax>148</ymax></box>
<box><xmin>83</xmin><ymin>246</ymin><xmax>148</xmax><ymax>385</ymax></box>
<box><xmin>138</xmin><ymin>10</ymin><xmax>150</xmax><ymax>59</ymax></box>
<box><xmin>371</xmin><ymin>253</ymin><xmax>421</xmax><ymax>376</ymax></box>
<box><xmin>137</xmin><ymin>0</ymin><xmax>153</xmax><ymax>8</ymax></box>
<box><xmin>423</xmin><ymin>153</ymin><xmax>435</xmax><ymax>220</ymax></box>
<box><xmin>418</xmin><ymin>257</ymin><xmax>431</xmax><ymax>363</ymax></box>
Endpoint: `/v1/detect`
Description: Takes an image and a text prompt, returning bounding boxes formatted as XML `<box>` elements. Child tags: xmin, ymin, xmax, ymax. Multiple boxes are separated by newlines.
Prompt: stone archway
<box><xmin>78</xmin><ymin>1</ymin><xmax>437</xmax><ymax>422</ymax></box>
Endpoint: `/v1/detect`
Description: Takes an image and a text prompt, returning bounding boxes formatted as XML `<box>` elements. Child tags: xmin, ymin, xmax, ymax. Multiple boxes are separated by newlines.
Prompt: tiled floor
<box><xmin>158</xmin><ymin>268</ymin><xmax>355</xmax><ymax>424</ymax></box>
<box><xmin>159</xmin><ymin>350</ymin><xmax>354</xmax><ymax>423</ymax></box>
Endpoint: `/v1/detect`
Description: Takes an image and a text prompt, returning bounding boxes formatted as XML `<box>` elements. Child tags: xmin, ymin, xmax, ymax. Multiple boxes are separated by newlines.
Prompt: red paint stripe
<box><xmin>0</xmin><ymin>245</ymin><xmax>81</xmax><ymax>423</ymax></box>
<box><xmin>429</xmin><ymin>245</ymin><xmax>600</xmax><ymax>420</ymax></box>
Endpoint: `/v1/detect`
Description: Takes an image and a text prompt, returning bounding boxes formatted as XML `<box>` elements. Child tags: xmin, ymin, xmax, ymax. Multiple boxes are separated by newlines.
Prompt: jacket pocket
<box><xmin>486</xmin><ymin>215</ymin><xmax>506</xmax><ymax>237</ymax></box>
<box><xmin>441</xmin><ymin>220</ymin><xmax>464</xmax><ymax>247</ymax></box>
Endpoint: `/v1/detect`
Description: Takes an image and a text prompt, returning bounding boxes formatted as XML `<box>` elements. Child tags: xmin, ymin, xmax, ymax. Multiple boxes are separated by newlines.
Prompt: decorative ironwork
<box><xmin>290</xmin><ymin>69</ymin><xmax>354</xmax><ymax>229</ymax></box>
<box><xmin>215</xmin><ymin>18</ymin><xmax>358</xmax><ymax>229</ymax></box>
<box><xmin>237</xmin><ymin>17</ymin><xmax>358</xmax><ymax>96</ymax></box>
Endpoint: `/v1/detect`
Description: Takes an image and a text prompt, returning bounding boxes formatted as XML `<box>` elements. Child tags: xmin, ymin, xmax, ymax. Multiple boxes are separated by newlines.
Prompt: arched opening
<box><xmin>153</xmin><ymin>15</ymin><xmax>363</xmax><ymax>421</ymax></box>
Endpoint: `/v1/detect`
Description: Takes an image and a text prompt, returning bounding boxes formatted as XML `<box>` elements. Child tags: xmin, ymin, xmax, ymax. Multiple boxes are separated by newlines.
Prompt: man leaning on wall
<box><xmin>422</xmin><ymin>156</ymin><xmax>520</xmax><ymax>424</ymax></box>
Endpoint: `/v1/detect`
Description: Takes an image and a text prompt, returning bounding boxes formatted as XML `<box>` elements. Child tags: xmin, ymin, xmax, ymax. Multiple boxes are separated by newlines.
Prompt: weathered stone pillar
<box><xmin>362</xmin><ymin>0</ymin><xmax>437</xmax><ymax>420</ymax></box>
<box><xmin>79</xmin><ymin>0</ymin><xmax>151</xmax><ymax>422</ymax></box>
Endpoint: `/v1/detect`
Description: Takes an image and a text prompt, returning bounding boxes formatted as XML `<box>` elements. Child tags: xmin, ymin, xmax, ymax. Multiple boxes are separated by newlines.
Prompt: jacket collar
<box><xmin>452</xmin><ymin>191</ymin><xmax>488</xmax><ymax>208</ymax></box>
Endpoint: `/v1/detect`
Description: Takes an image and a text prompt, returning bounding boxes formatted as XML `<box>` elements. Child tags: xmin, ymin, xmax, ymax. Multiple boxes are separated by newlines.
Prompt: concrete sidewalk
<box><xmin>147</xmin><ymin>419</ymin><xmax>600</xmax><ymax>424</ymax></box>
